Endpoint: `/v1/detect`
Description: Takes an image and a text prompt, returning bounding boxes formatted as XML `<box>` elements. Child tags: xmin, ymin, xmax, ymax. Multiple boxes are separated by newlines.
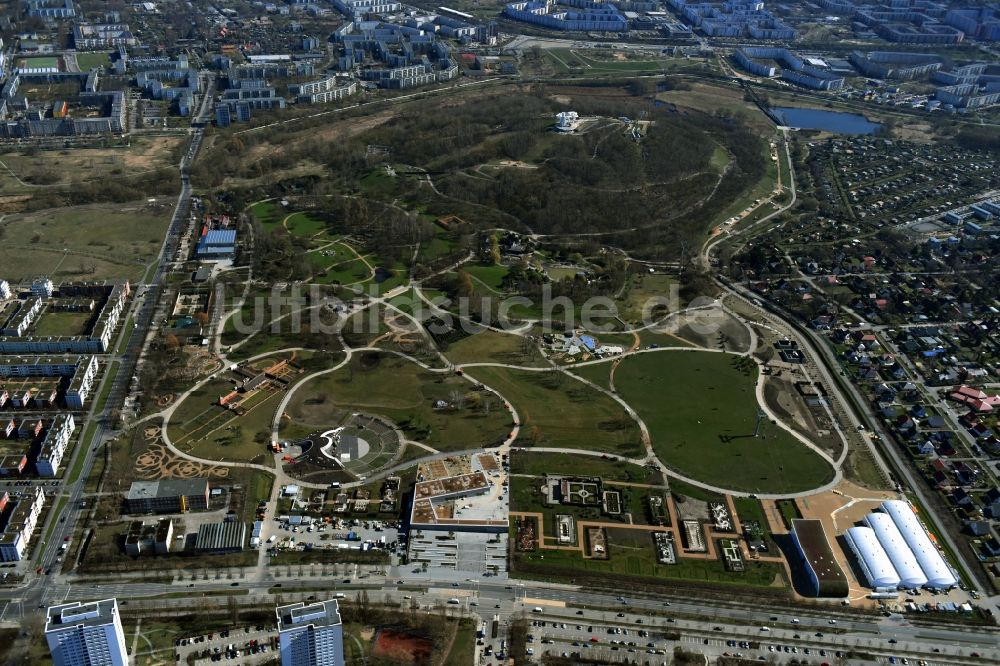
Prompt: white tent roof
<box><xmin>845</xmin><ymin>525</ymin><xmax>900</xmax><ymax>589</ymax></box>
<box><xmin>881</xmin><ymin>500</ymin><xmax>958</xmax><ymax>589</ymax></box>
<box><xmin>864</xmin><ymin>512</ymin><xmax>927</xmax><ymax>588</ymax></box>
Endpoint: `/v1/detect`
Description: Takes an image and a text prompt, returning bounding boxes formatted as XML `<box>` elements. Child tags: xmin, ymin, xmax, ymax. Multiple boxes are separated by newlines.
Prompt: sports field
<box><xmin>20</xmin><ymin>56</ymin><xmax>60</xmax><ymax>68</ymax></box>
<box><xmin>76</xmin><ymin>52</ymin><xmax>111</xmax><ymax>71</ymax></box>
<box><xmin>613</xmin><ymin>351</ymin><xmax>835</xmax><ymax>494</ymax></box>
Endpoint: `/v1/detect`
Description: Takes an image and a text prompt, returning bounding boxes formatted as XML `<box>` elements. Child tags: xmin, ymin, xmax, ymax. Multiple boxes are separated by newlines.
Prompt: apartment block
<box><xmin>0</xmin><ymin>486</ymin><xmax>44</xmax><ymax>561</ymax></box>
<box><xmin>276</xmin><ymin>600</ymin><xmax>346</xmax><ymax>666</ymax></box>
<box><xmin>45</xmin><ymin>598</ymin><xmax>129</xmax><ymax>666</ymax></box>
<box><xmin>36</xmin><ymin>413</ymin><xmax>76</xmax><ymax>477</ymax></box>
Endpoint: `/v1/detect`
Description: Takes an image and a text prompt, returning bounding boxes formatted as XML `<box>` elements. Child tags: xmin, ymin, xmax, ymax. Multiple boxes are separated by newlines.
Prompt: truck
<box><xmin>491</xmin><ymin>615</ymin><xmax>499</xmax><ymax>639</ymax></box>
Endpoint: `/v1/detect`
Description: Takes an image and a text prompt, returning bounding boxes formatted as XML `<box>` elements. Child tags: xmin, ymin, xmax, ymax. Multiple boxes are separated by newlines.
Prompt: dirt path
<box><xmin>435</xmin><ymin>621</ymin><xmax>460</xmax><ymax>666</ymax></box>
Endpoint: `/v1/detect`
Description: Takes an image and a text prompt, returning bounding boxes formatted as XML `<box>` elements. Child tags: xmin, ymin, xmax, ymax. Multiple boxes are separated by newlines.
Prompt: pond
<box><xmin>773</xmin><ymin>107</ymin><xmax>882</xmax><ymax>135</ymax></box>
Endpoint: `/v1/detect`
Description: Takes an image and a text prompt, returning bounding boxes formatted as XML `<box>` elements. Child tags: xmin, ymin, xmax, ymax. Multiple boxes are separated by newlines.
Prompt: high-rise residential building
<box><xmin>276</xmin><ymin>599</ymin><xmax>346</xmax><ymax>666</ymax></box>
<box><xmin>44</xmin><ymin>598</ymin><xmax>129</xmax><ymax>666</ymax></box>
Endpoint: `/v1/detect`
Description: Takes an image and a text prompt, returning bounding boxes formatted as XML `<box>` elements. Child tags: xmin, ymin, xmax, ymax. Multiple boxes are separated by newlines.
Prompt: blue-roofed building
<box><xmin>196</xmin><ymin>229</ymin><xmax>237</xmax><ymax>258</ymax></box>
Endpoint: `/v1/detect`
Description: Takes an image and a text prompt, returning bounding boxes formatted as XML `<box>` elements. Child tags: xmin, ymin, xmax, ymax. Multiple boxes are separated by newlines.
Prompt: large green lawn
<box><xmin>444</xmin><ymin>329</ymin><xmax>540</xmax><ymax>367</ymax></box>
<box><xmin>614</xmin><ymin>351</ymin><xmax>835</xmax><ymax>494</ymax></box>
<box><xmin>467</xmin><ymin>366</ymin><xmax>645</xmax><ymax>457</ymax></box>
<box><xmin>0</xmin><ymin>201</ymin><xmax>170</xmax><ymax>282</ymax></box>
<box><xmin>465</xmin><ymin>264</ymin><xmax>508</xmax><ymax>291</ymax></box>
<box><xmin>285</xmin><ymin>211</ymin><xmax>326</xmax><ymax>237</ymax></box>
<box><xmin>510</xmin><ymin>450</ymin><xmax>659</xmax><ymax>484</ymax></box>
<box><xmin>31</xmin><ymin>309</ymin><xmax>93</xmax><ymax>337</ymax></box>
<box><xmin>21</xmin><ymin>55</ymin><xmax>59</xmax><ymax>68</ymax></box>
<box><xmin>282</xmin><ymin>353</ymin><xmax>511</xmax><ymax>452</ymax></box>
<box><xmin>76</xmin><ymin>52</ymin><xmax>110</xmax><ymax>70</ymax></box>
<box><xmin>249</xmin><ymin>200</ymin><xmax>284</xmax><ymax>229</ymax></box>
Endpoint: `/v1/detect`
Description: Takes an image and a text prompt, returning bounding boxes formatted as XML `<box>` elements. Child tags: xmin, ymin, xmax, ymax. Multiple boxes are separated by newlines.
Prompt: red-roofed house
<box><xmin>949</xmin><ymin>385</ymin><xmax>1000</xmax><ymax>412</ymax></box>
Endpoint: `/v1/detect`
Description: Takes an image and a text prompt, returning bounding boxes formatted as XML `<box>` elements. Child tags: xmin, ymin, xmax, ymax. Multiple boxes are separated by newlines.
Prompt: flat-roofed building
<box><xmin>45</xmin><ymin>598</ymin><xmax>128</xmax><ymax>666</ymax></box>
<box><xmin>195</xmin><ymin>521</ymin><xmax>246</xmax><ymax>552</ymax></box>
<box><xmin>790</xmin><ymin>519</ymin><xmax>849</xmax><ymax>598</ymax></box>
<box><xmin>276</xmin><ymin>599</ymin><xmax>345</xmax><ymax>666</ymax></box>
<box><xmin>407</xmin><ymin>453</ymin><xmax>509</xmax><ymax>575</ymax></box>
<box><xmin>66</xmin><ymin>355</ymin><xmax>99</xmax><ymax>408</ymax></box>
<box><xmin>124</xmin><ymin>478</ymin><xmax>209</xmax><ymax>514</ymax></box>
<box><xmin>195</xmin><ymin>230</ymin><xmax>237</xmax><ymax>258</ymax></box>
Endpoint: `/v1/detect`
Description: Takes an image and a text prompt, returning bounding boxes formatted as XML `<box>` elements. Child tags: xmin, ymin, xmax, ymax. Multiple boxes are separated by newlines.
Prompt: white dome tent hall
<box><xmin>880</xmin><ymin>500</ymin><xmax>958</xmax><ymax>590</ymax></box>
<box><xmin>863</xmin><ymin>511</ymin><xmax>928</xmax><ymax>589</ymax></box>
<box><xmin>844</xmin><ymin>525</ymin><xmax>901</xmax><ymax>591</ymax></box>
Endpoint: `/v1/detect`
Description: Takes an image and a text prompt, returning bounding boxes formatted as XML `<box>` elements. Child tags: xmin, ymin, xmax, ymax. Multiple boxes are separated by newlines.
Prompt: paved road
<box><xmin>8</xmin><ymin>574</ymin><xmax>996</xmax><ymax>663</ymax></box>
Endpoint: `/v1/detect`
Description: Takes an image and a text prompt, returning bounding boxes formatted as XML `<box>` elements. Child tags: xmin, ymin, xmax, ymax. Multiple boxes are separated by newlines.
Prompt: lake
<box><xmin>772</xmin><ymin>107</ymin><xmax>882</xmax><ymax>135</ymax></box>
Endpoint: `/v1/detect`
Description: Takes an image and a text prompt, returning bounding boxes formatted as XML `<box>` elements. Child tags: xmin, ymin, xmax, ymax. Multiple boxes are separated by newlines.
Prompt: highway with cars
<box><xmin>5</xmin><ymin>568</ymin><xmax>993</xmax><ymax>664</ymax></box>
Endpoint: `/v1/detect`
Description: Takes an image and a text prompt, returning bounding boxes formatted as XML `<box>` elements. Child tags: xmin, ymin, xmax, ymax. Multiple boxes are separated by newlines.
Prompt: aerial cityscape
<box><xmin>0</xmin><ymin>0</ymin><xmax>999</xmax><ymax>664</ymax></box>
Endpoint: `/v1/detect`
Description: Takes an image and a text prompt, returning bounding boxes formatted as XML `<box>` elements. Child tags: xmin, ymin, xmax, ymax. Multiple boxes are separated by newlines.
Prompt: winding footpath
<box><xmin>144</xmin><ymin>143</ymin><xmax>849</xmax><ymax>503</ymax></box>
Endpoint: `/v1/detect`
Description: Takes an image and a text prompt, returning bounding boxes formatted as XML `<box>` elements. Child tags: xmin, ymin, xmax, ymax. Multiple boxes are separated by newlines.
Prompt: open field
<box><xmin>465</xmin><ymin>263</ymin><xmax>508</xmax><ymax>291</ymax></box>
<box><xmin>616</xmin><ymin>272</ymin><xmax>679</xmax><ymax>323</ymax></box>
<box><xmin>657</xmin><ymin>82</ymin><xmax>774</xmax><ymax>133</ymax></box>
<box><xmin>0</xmin><ymin>200</ymin><xmax>172</xmax><ymax>282</ymax></box>
<box><xmin>567</xmin><ymin>360</ymin><xmax>615</xmax><ymax>391</ymax></box>
<box><xmin>614</xmin><ymin>351</ymin><xmax>835</xmax><ymax>494</ymax></box>
<box><xmin>0</xmin><ymin>135</ymin><xmax>183</xmax><ymax>187</ymax></box>
<box><xmin>466</xmin><ymin>366</ymin><xmax>644</xmax><ymax>457</ymax></box>
<box><xmin>282</xmin><ymin>353</ymin><xmax>511</xmax><ymax>452</ymax></box>
<box><xmin>444</xmin><ymin>329</ymin><xmax>540</xmax><ymax>367</ymax></box>
<box><xmin>248</xmin><ymin>200</ymin><xmax>284</xmax><ymax>229</ymax></box>
<box><xmin>315</xmin><ymin>257</ymin><xmax>372</xmax><ymax>286</ymax></box>
<box><xmin>540</xmin><ymin>48</ymin><xmax>689</xmax><ymax>77</ymax></box>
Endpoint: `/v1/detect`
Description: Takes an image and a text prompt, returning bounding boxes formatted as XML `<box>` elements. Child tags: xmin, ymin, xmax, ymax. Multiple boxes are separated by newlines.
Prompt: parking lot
<box><xmin>266</xmin><ymin>515</ymin><xmax>402</xmax><ymax>559</ymax></box>
<box><xmin>174</xmin><ymin>624</ymin><xmax>277</xmax><ymax>664</ymax></box>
